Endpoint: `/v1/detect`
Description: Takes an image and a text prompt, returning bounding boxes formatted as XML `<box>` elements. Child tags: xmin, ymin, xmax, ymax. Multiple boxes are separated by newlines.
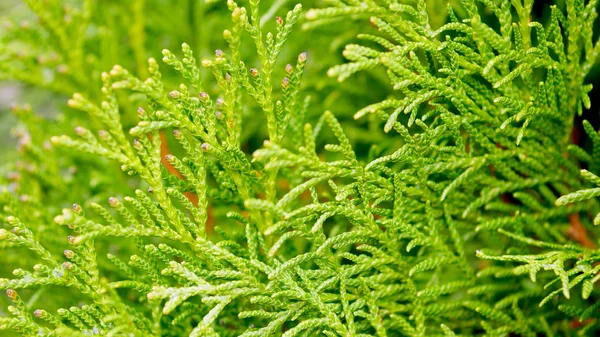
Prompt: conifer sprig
<box><xmin>1</xmin><ymin>0</ymin><xmax>600</xmax><ymax>336</ymax></box>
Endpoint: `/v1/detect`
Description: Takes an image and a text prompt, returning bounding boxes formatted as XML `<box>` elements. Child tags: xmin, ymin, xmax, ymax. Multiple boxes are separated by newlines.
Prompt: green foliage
<box><xmin>1</xmin><ymin>0</ymin><xmax>600</xmax><ymax>336</ymax></box>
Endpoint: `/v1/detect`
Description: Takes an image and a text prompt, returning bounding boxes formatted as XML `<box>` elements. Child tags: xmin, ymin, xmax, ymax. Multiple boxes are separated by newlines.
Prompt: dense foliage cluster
<box><xmin>1</xmin><ymin>0</ymin><xmax>600</xmax><ymax>336</ymax></box>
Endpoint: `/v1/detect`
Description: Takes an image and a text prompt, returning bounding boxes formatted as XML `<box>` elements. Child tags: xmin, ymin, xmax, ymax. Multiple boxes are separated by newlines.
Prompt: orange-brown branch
<box><xmin>158</xmin><ymin>131</ymin><xmax>184</xmax><ymax>179</ymax></box>
<box><xmin>151</xmin><ymin>131</ymin><xmax>213</xmax><ymax>232</ymax></box>
<box><xmin>567</xmin><ymin>213</ymin><xmax>597</xmax><ymax>249</ymax></box>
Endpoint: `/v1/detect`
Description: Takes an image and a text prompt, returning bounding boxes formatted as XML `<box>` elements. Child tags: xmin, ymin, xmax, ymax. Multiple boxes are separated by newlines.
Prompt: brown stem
<box><xmin>567</xmin><ymin>213</ymin><xmax>597</xmax><ymax>249</ymax></box>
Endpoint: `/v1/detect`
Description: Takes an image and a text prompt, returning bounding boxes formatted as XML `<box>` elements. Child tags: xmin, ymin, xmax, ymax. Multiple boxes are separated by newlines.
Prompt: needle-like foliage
<box><xmin>1</xmin><ymin>0</ymin><xmax>600</xmax><ymax>336</ymax></box>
